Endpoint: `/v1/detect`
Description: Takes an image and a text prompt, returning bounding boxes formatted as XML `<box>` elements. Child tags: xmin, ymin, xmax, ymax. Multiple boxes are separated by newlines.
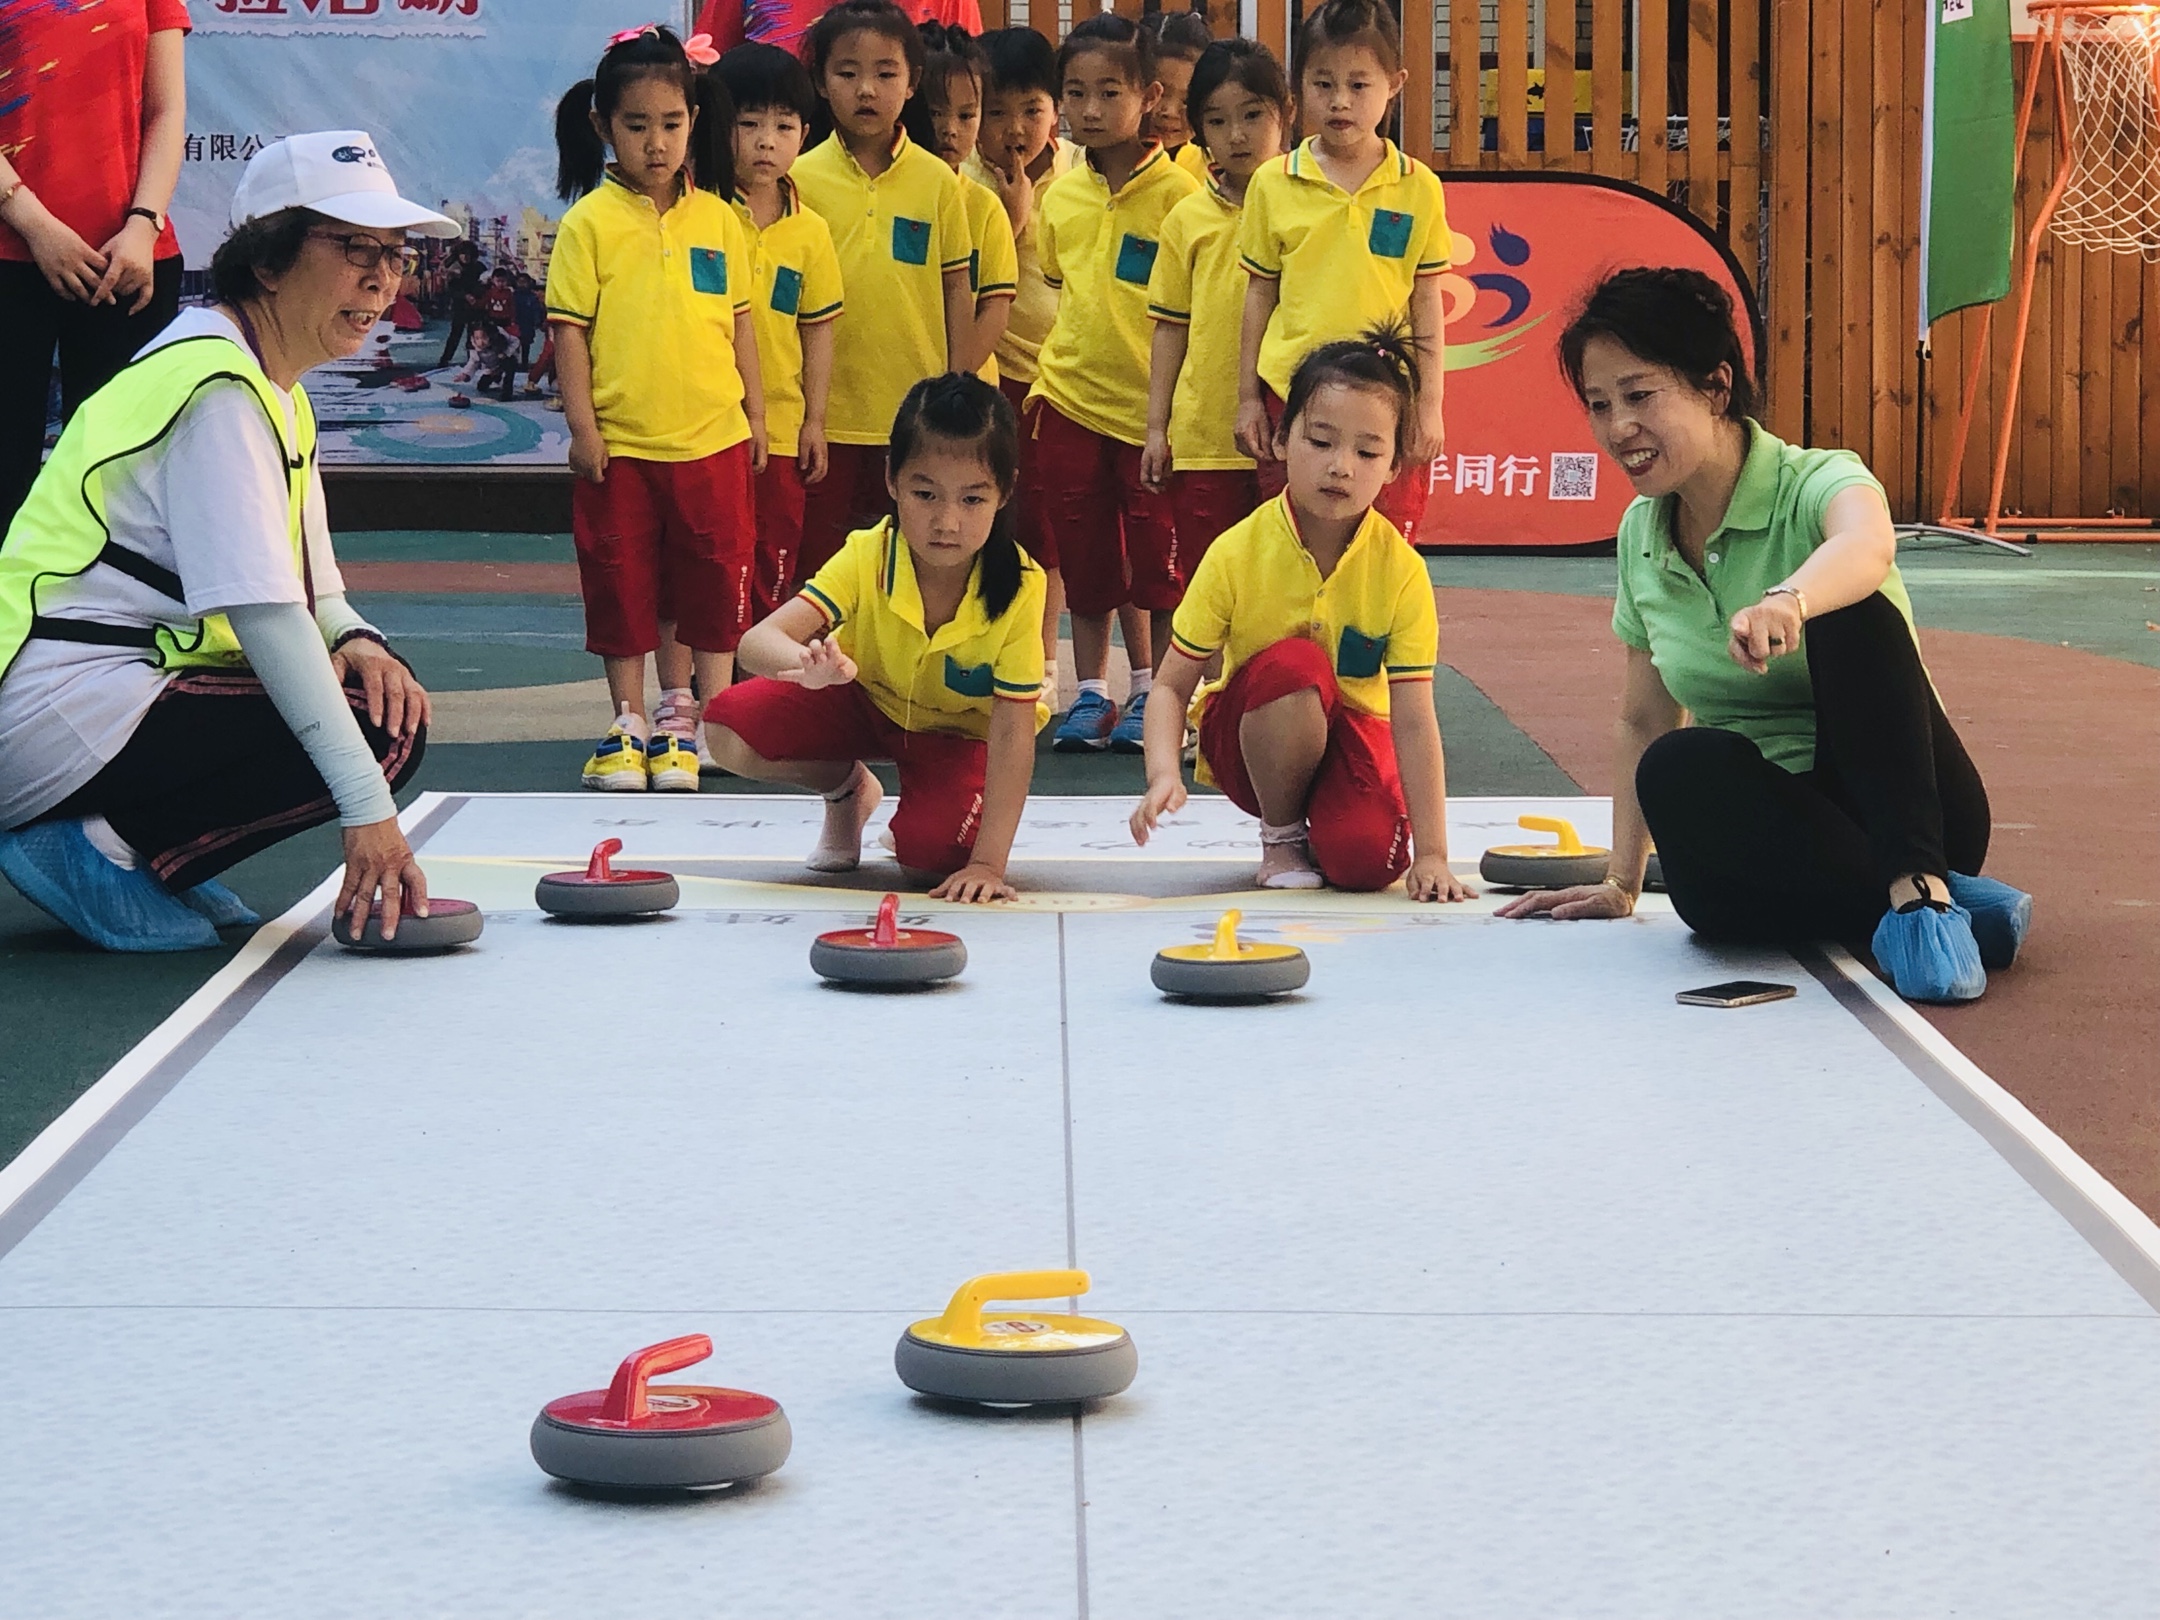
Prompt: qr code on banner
<box><xmin>1548</xmin><ymin>453</ymin><xmax>1599</xmax><ymax>501</ymax></box>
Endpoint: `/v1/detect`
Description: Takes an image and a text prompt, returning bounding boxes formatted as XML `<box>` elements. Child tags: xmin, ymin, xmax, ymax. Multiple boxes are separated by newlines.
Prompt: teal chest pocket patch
<box><xmin>770</xmin><ymin>265</ymin><xmax>803</xmax><ymax>315</ymax></box>
<box><xmin>1367</xmin><ymin>209</ymin><xmax>1414</xmax><ymax>259</ymax></box>
<box><xmin>1335</xmin><ymin>626</ymin><xmax>1389</xmax><ymax>679</ymax></box>
<box><xmin>892</xmin><ymin>216</ymin><xmax>932</xmax><ymax>265</ymax></box>
<box><xmin>1114</xmin><ymin>233</ymin><xmax>1160</xmax><ymax>285</ymax></box>
<box><xmin>943</xmin><ymin>656</ymin><xmax>996</xmax><ymax>697</ymax></box>
<box><xmin>690</xmin><ymin>247</ymin><xmax>729</xmax><ymax>294</ymax></box>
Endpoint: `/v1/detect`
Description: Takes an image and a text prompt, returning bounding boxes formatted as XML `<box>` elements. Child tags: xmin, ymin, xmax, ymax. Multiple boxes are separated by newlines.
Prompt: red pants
<box><xmin>1254</xmin><ymin>387</ymin><xmax>1432</xmax><ymax>546</ymax></box>
<box><xmin>798</xmin><ymin>441</ymin><xmax>891</xmax><ymax>582</ymax></box>
<box><xmin>752</xmin><ymin>453</ymin><xmax>809</xmax><ymax>619</ymax></box>
<box><xmin>1029</xmin><ymin>400</ymin><xmax>1178</xmax><ymax>616</ymax></box>
<box><xmin>1198</xmin><ymin>637</ymin><xmax>1412</xmax><ymax>892</ymax></box>
<box><xmin>571</xmin><ymin>444</ymin><xmax>755</xmax><ymax>656</ymax></box>
<box><xmin>703</xmin><ymin>677</ymin><xmax>988</xmax><ymax>875</ymax></box>
<box><xmin>999</xmin><ymin>377</ymin><xmax>1055</xmax><ymax>570</ymax></box>
<box><xmin>1169</xmin><ymin>468</ymin><xmax>1259</xmax><ymax>584</ymax></box>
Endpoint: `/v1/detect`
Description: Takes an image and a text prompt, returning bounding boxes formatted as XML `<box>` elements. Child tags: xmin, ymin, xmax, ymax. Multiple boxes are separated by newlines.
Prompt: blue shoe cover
<box><xmin>0</xmin><ymin>822</ymin><xmax>220</xmax><ymax>953</ymax></box>
<box><xmin>178</xmin><ymin>878</ymin><xmax>261</xmax><ymax>930</ymax></box>
<box><xmin>1870</xmin><ymin>900</ymin><xmax>1987</xmax><ymax>1004</ymax></box>
<box><xmin>1946</xmin><ymin>871</ymin><xmax>2032</xmax><ymax>971</ymax></box>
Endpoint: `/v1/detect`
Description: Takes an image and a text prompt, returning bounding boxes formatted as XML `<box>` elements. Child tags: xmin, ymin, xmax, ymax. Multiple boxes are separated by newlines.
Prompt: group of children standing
<box><xmin>542</xmin><ymin>0</ymin><xmax>1469</xmax><ymax>902</ymax></box>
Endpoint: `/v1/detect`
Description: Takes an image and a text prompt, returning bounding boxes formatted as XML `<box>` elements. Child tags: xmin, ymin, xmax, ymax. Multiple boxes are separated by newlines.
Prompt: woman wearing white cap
<box><xmin>0</xmin><ymin>132</ymin><xmax>461</xmax><ymax>952</ymax></box>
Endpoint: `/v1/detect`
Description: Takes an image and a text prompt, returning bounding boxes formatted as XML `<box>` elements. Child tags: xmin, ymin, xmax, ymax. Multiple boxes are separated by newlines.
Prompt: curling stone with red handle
<box><xmin>810</xmin><ymin>892</ymin><xmax>966</xmax><ymax>986</ymax></box>
<box><xmin>535</xmin><ymin>838</ymin><xmax>680</xmax><ymax>919</ymax></box>
<box><xmin>896</xmin><ymin>1270</ymin><xmax>1136</xmax><ymax>1406</ymax></box>
<box><xmin>530</xmin><ymin>1335</ymin><xmax>790</xmax><ymax>1489</ymax></box>
<box><xmin>331</xmin><ymin>897</ymin><xmax>483</xmax><ymax>952</ymax></box>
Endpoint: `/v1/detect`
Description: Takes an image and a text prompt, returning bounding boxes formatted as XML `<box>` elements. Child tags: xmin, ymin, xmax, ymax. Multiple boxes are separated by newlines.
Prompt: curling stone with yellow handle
<box><xmin>896</xmin><ymin>1270</ymin><xmax>1138</xmax><ymax>1405</ymax></box>
<box><xmin>1150</xmin><ymin>909</ymin><xmax>1309</xmax><ymax>1000</ymax></box>
<box><xmin>1478</xmin><ymin>815</ymin><xmax>1611</xmax><ymax>890</ymax></box>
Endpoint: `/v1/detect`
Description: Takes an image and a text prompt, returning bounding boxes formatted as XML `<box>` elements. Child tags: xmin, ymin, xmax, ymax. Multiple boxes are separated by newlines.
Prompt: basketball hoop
<box><xmin>1932</xmin><ymin>0</ymin><xmax>2160</xmax><ymax>541</ymax></box>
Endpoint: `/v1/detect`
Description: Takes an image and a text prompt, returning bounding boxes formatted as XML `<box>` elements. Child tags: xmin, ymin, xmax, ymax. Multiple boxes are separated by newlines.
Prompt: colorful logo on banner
<box><xmin>1418</xmin><ymin>176</ymin><xmax>1760</xmax><ymax>548</ymax></box>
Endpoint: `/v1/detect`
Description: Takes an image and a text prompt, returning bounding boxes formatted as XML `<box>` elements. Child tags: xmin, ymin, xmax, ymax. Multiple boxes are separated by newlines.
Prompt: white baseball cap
<box><xmin>230</xmin><ymin>130</ymin><xmax>461</xmax><ymax>238</ymax></box>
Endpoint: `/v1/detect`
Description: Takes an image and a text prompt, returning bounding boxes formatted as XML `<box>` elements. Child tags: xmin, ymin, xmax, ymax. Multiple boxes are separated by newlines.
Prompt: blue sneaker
<box><xmin>1109</xmin><ymin>688</ymin><xmax>1149</xmax><ymax>753</ymax></box>
<box><xmin>0</xmin><ymin>821</ymin><xmax>220</xmax><ymax>953</ymax></box>
<box><xmin>179</xmin><ymin>878</ymin><xmax>262</xmax><ymax>930</ymax></box>
<box><xmin>1053</xmin><ymin>690</ymin><xmax>1119</xmax><ymax>752</ymax></box>
<box><xmin>1870</xmin><ymin>899</ymin><xmax>1987</xmax><ymax>1004</ymax></box>
<box><xmin>1946</xmin><ymin>871</ymin><xmax>2033</xmax><ymax>971</ymax></box>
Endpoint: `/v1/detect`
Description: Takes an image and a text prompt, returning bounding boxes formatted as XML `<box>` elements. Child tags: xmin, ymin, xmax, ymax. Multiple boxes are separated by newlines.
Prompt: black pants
<box><xmin>48</xmin><ymin>668</ymin><xmax>427</xmax><ymax>892</ymax></box>
<box><xmin>0</xmin><ymin>256</ymin><xmax>184</xmax><ymax>536</ymax></box>
<box><xmin>1635</xmin><ymin>591</ymin><xmax>1991</xmax><ymax>946</ymax></box>
<box><xmin>437</xmin><ymin>303</ymin><xmax>474</xmax><ymax>367</ymax></box>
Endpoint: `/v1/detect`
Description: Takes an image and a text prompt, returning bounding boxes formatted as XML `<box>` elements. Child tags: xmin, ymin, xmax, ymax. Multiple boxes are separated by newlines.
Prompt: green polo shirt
<box><xmin>1613</xmin><ymin>423</ymin><xmax>1913</xmax><ymax>773</ymax></box>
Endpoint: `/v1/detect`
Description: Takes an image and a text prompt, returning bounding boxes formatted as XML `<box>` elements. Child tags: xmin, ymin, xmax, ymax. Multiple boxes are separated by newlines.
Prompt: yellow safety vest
<box><xmin>0</xmin><ymin>332</ymin><xmax>316</xmax><ymax>680</ymax></box>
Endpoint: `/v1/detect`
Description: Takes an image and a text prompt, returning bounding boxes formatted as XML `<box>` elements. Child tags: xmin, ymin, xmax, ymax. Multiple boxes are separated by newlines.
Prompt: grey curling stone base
<box><xmin>809</xmin><ymin>936</ymin><xmax>967</xmax><ymax>985</ymax></box>
<box><xmin>330</xmin><ymin>900</ymin><xmax>484</xmax><ymax>952</ymax></box>
<box><xmin>1151</xmin><ymin>950</ymin><xmax>1309</xmax><ymax>999</ymax></box>
<box><xmin>529</xmin><ymin>1408</ymin><xmax>792</xmax><ymax>1489</ymax></box>
<box><xmin>895</xmin><ymin>1333</ymin><xmax>1138</xmax><ymax>1405</ymax></box>
<box><xmin>536</xmin><ymin>873</ymin><xmax>680</xmax><ymax>918</ymax></box>
<box><xmin>1478</xmin><ymin>850</ymin><xmax>1610</xmax><ymax>890</ymax></box>
<box><xmin>1644</xmin><ymin>852</ymin><xmax>1666</xmax><ymax>892</ymax></box>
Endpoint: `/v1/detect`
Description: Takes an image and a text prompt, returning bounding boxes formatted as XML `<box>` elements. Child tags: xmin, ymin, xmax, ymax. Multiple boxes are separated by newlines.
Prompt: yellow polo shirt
<box><xmin>1171</xmin><ymin>495</ymin><xmax>1437</xmax><ymax>765</ymax></box>
<box><xmin>732</xmin><ymin>178</ymin><xmax>845</xmax><ymax>461</ymax></box>
<box><xmin>794</xmin><ymin>131</ymin><xmax>972</xmax><ymax>445</ymax></box>
<box><xmin>545</xmin><ymin>172</ymin><xmax>754</xmax><ymax>460</ymax></box>
<box><xmin>1029</xmin><ymin>144</ymin><xmax>1201</xmax><ymax>445</ymax></box>
<box><xmin>966</xmin><ymin>140</ymin><xmax>1080</xmax><ymax>386</ymax></box>
<box><xmin>799</xmin><ymin>519</ymin><xmax>1050</xmax><ymax>739</ymax></box>
<box><xmin>1171</xmin><ymin>142</ymin><xmax>1211</xmax><ymax>183</ymax></box>
<box><xmin>1147</xmin><ymin>177</ymin><xmax>1252</xmax><ymax>471</ymax></box>
<box><xmin>1238</xmin><ymin>139</ymin><xmax>1451</xmax><ymax>398</ymax></box>
<box><xmin>957</xmin><ymin>171</ymin><xmax>1019</xmax><ymax>384</ymax></box>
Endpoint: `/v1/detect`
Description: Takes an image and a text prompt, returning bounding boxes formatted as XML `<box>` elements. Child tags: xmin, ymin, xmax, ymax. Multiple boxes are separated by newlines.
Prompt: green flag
<box><xmin>1921</xmin><ymin>0</ymin><xmax>2017</xmax><ymax>338</ymax></box>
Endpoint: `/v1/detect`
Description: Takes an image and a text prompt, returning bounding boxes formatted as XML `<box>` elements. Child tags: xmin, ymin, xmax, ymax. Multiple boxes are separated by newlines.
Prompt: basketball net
<box><xmin>2049</xmin><ymin>7</ymin><xmax>2160</xmax><ymax>258</ymax></box>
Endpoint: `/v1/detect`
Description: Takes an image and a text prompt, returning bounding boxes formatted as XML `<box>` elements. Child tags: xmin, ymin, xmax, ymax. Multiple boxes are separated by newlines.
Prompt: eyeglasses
<box><xmin>308</xmin><ymin>231</ymin><xmax>421</xmax><ymax>276</ymax></box>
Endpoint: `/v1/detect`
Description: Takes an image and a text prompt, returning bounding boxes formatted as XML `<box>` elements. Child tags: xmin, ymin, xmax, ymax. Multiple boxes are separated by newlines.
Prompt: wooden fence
<box><xmin>974</xmin><ymin>0</ymin><xmax>2155</xmax><ymax>522</ymax></box>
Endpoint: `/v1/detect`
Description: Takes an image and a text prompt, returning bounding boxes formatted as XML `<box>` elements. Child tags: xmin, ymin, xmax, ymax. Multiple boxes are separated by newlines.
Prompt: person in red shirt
<box><xmin>0</xmin><ymin>0</ymin><xmax>191</xmax><ymax>534</ymax></box>
<box><xmin>695</xmin><ymin>0</ymin><xmax>980</xmax><ymax>64</ymax></box>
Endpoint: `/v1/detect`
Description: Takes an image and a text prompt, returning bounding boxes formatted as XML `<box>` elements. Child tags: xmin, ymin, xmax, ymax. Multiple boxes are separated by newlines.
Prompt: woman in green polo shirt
<box><xmin>1496</xmin><ymin>268</ymin><xmax>2032</xmax><ymax>1004</ymax></box>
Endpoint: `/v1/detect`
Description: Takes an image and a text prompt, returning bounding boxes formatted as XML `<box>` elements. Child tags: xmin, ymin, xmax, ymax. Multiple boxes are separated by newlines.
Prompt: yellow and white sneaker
<box><xmin>582</xmin><ymin>714</ymin><xmax>649</xmax><ymax>791</ymax></box>
<box><xmin>646</xmin><ymin>729</ymin><xmax>700</xmax><ymax>792</ymax></box>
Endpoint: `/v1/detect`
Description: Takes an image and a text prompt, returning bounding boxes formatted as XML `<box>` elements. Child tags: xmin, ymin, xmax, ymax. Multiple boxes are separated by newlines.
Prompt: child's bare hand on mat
<box><xmin>1130</xmin><ymin>775</ymin><xmax>1188</xmax><ymax>845</ymax></box>
<box><xmin>930</xmin><ymin>861</ymin><xmax>1015</xmax><ymax>903</ymax></box>
<box><xmin>1495</xmin><ymin>882</ymin><xmax>1634</xmax><ymax>921</ymax></box>
<box><xmin>339</xmin><ymin>818</ymin><xmax>429</xmax><ymax>941</ymax></box>
<box><xmin>1234</xmin><ymin>398</ymin><xmax>1274</xmax><ymax>462</ymax></box>
<box><xmin>1404</xmin><ymin>854</ymin><xmax>1475</xmax><ymax>903</ymax></box>
<box><xmin>782</xmin><ymin>637</ymin><xmax>856</xmax><ymax>689</ymax></box>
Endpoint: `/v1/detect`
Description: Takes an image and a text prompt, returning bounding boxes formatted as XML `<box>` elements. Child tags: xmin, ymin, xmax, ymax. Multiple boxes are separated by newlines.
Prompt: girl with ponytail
<box><xmin>1133</xmin><ymin>322</ymin><xmax>1473</xmax><ymax>903</ymax></box>
<box><xmin>547</xmin><ymin>23</ymin><xmax>769</xmax><ymax>793</ymax></box>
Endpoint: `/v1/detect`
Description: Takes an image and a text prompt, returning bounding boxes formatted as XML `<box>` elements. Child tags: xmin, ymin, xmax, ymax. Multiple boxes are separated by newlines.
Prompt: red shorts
<box><xmin>702</xmin><ymin>677</ymin><xmax>988</xmax><ymax>875</ymax></box>
<box><xmin>1197</xmin><ymin>637</ymin><xmax>1412</xmax><ymax>892</ymax></box>
<box><xmin>1169</xmin><ymin>468</ymin><xmax>1259</xmax><ymax>584</ymax></box>
<box><xmin>797</xmin><ymin>441</ymin><xmax>890</xmax><ymax>582</ymax></box>
<box><xmin>1029</xmin><ymin>401</ymin><xmax>1178</xmax><ymax>617</ymax></box>
<box><xmin>999</xmin><ymin>377</ymin><xmax>1056</xmax><ymax>571</ymax></box>
<box><xmin>752</xmin><ymin>453</ymin><xmax>809</xmax><ymax>620</ymax></box>
<box><xmin>1255</xmin><ymin>387</ymin><xmax>1432</xmax><ymax>546</ymax></box>
<box><xmin>571</xmin><ymin>445</ymin><xmax>755</xmax><ymax>657</ymax></box>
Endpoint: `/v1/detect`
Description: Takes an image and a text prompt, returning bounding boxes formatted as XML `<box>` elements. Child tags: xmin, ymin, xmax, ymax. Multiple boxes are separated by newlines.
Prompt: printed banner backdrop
<box><xmin>1418</xmin><ymin>174</ymin><xmax>1762</xmax><ymax>548</ymax></box>
<box><xmin>175</xmin><ymin>0</ymin><xmax>688</xmax><ymax>465</ymax></box>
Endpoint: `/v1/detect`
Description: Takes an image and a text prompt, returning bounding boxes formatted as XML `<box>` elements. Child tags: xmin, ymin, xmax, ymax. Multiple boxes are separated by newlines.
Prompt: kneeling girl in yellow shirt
<box><xmin>705</xmin><ymin>374</ymin><xmax>1048</xmax><ymax>903</ymax></box>
<box><xmin>1130</xmin><ymin>326</ymin><xmax>1474</xmax><ymax>902</ymax></box>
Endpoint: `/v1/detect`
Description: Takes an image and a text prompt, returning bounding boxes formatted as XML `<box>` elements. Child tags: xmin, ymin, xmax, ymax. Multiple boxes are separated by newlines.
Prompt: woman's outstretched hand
<box><xmin>1495</xmin><ymin>882</ymin><xmax>1634</xmax><ymax>921</ymax></box>
<box><xmin>1727</xmin><ymin>593</ymin><xmax>1806</xmax><ymax>675</ymax></box>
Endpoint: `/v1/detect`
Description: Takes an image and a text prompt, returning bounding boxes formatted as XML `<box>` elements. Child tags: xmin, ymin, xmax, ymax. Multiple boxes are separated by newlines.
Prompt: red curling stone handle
<box><xmin>872</xmin><ymin>891</ymin><xmax>900</xmax><ymax>947</ymax></box>
<box><xmin>599</xmin><ymin>1333</ymin><xmax>713</xmax><ymax>1422</ymax></box>
<box><xmin>584</xmin><ymin>838</ymin><xmax>624</xmax><ymax>882</ymax></box>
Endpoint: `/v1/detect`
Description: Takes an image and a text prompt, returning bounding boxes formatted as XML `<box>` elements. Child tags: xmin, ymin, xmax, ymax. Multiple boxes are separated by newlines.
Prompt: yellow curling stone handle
<box><xmin>912</xmin><ymin>1269</ymin><xmax>1128</xmax><ymax>1352</ymax></box>
<box><xmin>934</xmin><ymin>1269</ymin><xmax>1090</xmax><ymax>1337</ymax></box>
<box><xmin>1487</xmin><ymin>815</ymin><xmax>1607</xmax><ymax>859</ymax></box>
<box><xmin>1159</xmin><ymin>909</ymin><xmax>1305</xmax><ymax>965</ymax></box>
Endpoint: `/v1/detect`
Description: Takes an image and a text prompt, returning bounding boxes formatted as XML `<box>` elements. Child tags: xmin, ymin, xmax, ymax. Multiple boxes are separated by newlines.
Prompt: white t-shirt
<box><xmin>0</xmin><ymin>309</ymin><xmax>350</xmax><ymax>829</ymax></box>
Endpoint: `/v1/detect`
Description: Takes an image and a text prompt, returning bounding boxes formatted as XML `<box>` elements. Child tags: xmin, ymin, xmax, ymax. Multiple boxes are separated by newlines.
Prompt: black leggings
<box><xmin>48</xmin><ymin>668</ymin><xmax>427</xmax><ymax>892</ymax></box>
<box><xmin>0</xmin><ymin>256</ymin><xmax>184</xmax><ymax>536</ymax></box>
<box><xmin>1635</xmin><ymin>590</ymin><xmax>1991</xmax><ymax>947</ymax></box>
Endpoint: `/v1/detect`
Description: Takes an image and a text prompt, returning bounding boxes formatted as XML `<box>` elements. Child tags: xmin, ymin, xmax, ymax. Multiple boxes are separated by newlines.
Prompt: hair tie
<box><xmin>607</xmin><ymin>22</ymin><xmax>660</xmax><ymax>48</ymax></box>
<box><xmin>684</xmin><ymin>31</ymin><xmax>719</xmax><ymax>65</ymax></box>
